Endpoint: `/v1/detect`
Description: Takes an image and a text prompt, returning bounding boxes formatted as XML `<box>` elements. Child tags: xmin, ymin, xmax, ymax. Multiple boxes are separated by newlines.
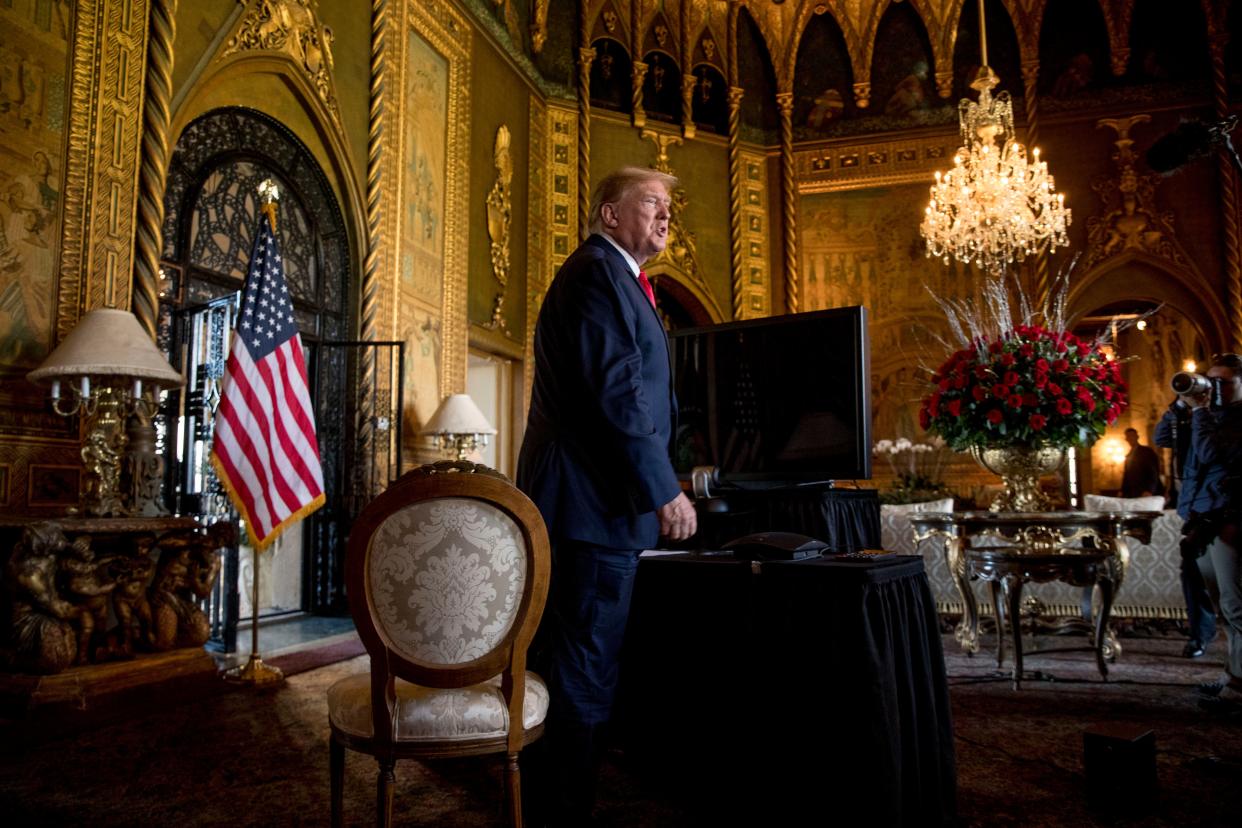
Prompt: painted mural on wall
<box><xmin>0</xmin><ymin>3</ymin><xmax>69</xmax><ymax>370</ymax></box>
<box><xmin>402</xmin><ymin>311</ymin><xmax>442</xmax><ymax>439</ymax></box>
<box><xmin>799</xmin><ymin>185</ymin><xmax>979</xmax><ymax>448</ymax></box>
<box><xmin>401</xmin><ymin>28</ymin><xmax>448</xmax><ymax>306</ymax></box>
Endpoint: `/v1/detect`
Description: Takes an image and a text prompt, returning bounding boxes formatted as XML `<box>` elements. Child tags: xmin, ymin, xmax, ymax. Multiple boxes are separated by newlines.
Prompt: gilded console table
<box><xmin>909</xmin><ymin>511</ymin><xmax>1160</xmax><ymax>689</ymax></box>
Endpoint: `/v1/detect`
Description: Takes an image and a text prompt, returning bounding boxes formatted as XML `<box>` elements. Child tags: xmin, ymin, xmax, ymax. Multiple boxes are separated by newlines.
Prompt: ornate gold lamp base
<box><xmin>970</xmin><ymin>445</ymin><xmax>1067</xmax><ymax>512</ymax></box>
<box><xmin>222</xmin><ymin>654</ymin><xmax>284</xmax><ymax>686</ymax></box>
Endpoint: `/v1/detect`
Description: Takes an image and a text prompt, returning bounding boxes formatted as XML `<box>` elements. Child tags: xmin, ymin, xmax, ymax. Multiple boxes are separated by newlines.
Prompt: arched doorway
<box><xmin>159</xmin><ymin>107</ymin><xmax>353</xmax><ymax>624</ymax></box>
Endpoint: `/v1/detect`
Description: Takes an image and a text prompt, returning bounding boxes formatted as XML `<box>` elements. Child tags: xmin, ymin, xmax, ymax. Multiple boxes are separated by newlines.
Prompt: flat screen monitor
<box><xmin>669</xmin><ymin>306</ymin><xmax>871</xmax><ymax>483</ymax></box>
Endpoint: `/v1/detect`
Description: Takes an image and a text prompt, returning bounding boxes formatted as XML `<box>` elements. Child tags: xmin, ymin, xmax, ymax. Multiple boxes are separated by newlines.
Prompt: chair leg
<box><xmin>376</xmin><ymin>758</ymin><xmax>396</xmax><ymax>828</ymax></box>
<box><xmin>505</xmin><ymin>752</ymin><xmax>523</xmax><ymax>828</ymax></box>
<box><xmin>329</xmin><ymin>736</ymin><xmax>344</xmax><ymax>828</ymax></box>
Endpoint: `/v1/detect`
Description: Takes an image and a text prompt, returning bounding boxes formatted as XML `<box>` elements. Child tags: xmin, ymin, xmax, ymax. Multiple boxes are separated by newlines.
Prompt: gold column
<box><xmin>631</xmin><ymin>61</ymin><xmax>648</xmax><ymax>129</ymax></box>
<box><xmin>1209</xmin><ymin>34</ymin><xmax>1242</xmax><ymax>350</ymax></box>
<box><xmin>577</xmin><ymin>45</ymin><xmax>595</xmax><ymax>241</ymax></box>
<box><xmin>358</xmin><ymin>0</ymin><xmax>388</xmax><ymax>493</ymax></box>
<box><xmin>132</xmin><ymin>0</ymin><xmax>178</xmax><ymax>339</ymax></box>
<box><xmin>776</xmin><ymin>91</ymin><xmax>798</xmax><ymax>314</ymax></box>
<box><xmin>1021</xmin><ymin>59</ymin><xmax>1050</xmax><ymax>308</ymax></box>
<box><xmin>681</xmin><ymin>73</ymin><xmax>697</xmax><ymax>139</ymax></box>
<box><xmin>728</xmin><ymin>86</ymin><xmax>745</xmax><ymax>319</ymax></box>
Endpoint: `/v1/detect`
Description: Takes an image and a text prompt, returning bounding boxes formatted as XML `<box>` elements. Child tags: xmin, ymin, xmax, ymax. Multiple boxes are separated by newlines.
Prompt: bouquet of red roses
<box><xmin>919</xmin><ymin>324</ymin><xmax>1127</xmax><ymax>450</ymax></box>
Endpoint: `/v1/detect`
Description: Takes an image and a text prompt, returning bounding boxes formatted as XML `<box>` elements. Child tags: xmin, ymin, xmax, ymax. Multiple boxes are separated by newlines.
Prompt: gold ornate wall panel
<box><xmin>375</xmin><ymin>0</ymin><xmax>472</xmax><ymax>444</ymax></box>
<box><xmin>52</xmin><ymin>0</ymin><xmax>148</xmax><ymax>328</ymax></box>
<box><xmin>737</xmin><ymin>148</ymin><xmax>770</xmax><ymax>319</ymax></box>
<box><xmin>1</xmin><ymin>1</ymin><xmax>146</xmax><ymax>514</ymax></box>
<box><xmin>523</xmin><ymin>99</ymin><xmax>577</xmax><ymax>414</ymax></box>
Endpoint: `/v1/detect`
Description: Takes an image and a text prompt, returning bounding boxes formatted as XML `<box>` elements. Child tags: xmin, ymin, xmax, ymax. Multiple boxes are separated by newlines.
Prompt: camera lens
<box><xmin>1171</xmin><ymin>371</ymin><xmax>1212</xmax><ymax>395</ymax></box>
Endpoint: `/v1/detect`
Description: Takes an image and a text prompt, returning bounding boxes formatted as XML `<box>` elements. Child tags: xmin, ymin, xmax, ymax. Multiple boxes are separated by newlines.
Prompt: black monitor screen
<box><xmin>670</xmin><ymin>306</ymin><xmax>871</xmax><ymax>482</ymax></box>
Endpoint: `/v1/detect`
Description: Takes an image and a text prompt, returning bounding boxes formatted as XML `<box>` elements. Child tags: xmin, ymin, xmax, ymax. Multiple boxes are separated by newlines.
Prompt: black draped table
<box><xmin>696</xmin><ymin>484</ymin><xmax>881</xmax><ymax>551</ymax></box>
<box><xmin>617</xmin><ymin>552</ymin><xmax>957</xmax><ymax>827</ymax></box>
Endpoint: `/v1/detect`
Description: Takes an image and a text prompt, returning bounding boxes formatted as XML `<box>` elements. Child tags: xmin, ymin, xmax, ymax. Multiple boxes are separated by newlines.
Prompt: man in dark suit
<box><xmin>518</xmin><ymin>166</ymin><xmax>697</xmax><ymax>824</ymax></box>
<box><xmin>1121</xmin><ymin>427</ymin><xmax>1164</xmax><ymax>498</ymax></box>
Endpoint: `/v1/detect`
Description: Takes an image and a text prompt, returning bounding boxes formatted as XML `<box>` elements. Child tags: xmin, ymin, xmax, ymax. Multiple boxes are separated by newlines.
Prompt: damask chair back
<box><xmin>328</xmin><ymin>461</ymin><xmax>551</xmax><ymax>827</ymax></box>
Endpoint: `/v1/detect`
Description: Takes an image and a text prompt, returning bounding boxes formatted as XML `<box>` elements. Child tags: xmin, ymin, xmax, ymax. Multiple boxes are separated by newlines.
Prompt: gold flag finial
<box><xmin>258</xmin><ymin>179</ymin><xmax>280</xmax><ymax>231</ymax></box>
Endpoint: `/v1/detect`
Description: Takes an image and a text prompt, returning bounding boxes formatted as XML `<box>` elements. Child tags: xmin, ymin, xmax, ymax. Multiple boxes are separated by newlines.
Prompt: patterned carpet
<box><xmin>1</xmin><ymin>632</ymin><xmax>1240</xmax><ymax>827</ymax></box>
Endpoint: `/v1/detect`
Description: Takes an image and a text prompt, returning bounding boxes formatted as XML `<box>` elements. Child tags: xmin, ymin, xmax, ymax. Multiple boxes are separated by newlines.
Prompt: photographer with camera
<box><xmin>1154</xmin><ymin>354</ymin><xmax>1242</xmax><ymax>710</ymax></box>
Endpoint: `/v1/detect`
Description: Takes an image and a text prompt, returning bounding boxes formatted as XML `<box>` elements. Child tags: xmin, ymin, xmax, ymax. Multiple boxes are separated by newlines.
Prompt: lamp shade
<box><xmin>421</xmin><ymin>393</ymin><xmax>496</xmax><ymax>436</ymax></box>
<box><xmin>26</xmin><ymin>308</ymin><xmax>185</xmax><ymax>387</ymax></box>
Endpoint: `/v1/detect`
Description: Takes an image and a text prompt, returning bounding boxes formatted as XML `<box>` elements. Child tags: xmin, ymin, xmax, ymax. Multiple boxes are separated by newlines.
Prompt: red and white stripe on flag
<box><xmin>210</xmin><ymin>212</ymin><xmax>324</xmax><ymax>550</ymax></box>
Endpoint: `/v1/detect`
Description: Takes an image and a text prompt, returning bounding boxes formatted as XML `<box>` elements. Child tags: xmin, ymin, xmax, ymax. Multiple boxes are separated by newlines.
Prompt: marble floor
<box><xmin>210</xmin><ymin>613</ymin><xmax>355</xmax><ymax>671</ymax></box>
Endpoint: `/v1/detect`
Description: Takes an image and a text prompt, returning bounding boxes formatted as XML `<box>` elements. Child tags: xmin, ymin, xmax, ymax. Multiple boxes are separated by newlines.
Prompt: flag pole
<box><xmin>223</xmin><ymin>180</ymin><xmax>285</xmax><ymax>687</ymax></box>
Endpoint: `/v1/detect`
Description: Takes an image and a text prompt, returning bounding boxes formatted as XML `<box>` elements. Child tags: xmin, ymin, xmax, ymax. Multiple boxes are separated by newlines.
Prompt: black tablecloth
<box><xmin>697</xmin><ymin>485</ymin><xmax>881</xmax><ymax>551</ymax></box>
<box><xmin>617</xmin><ymin>553</ymin><xmax>956</xmax><ymax>827</ymax></box>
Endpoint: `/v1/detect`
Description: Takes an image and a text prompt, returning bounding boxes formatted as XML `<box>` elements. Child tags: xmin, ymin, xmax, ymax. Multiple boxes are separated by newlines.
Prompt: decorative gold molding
<box><xmin>222</xmin><ymin>0</ymin><xmax>342</xmax><ymax>127</ymax></box>
<box><xmin>794</xmin><ymin>133</ymin><xmax>957</xmax><ymax>194</ymax></box>
<box><xmin>377</xmin><ymin>0</ymin><xmax>472</xmax><ymax>423</ymax></box>
<box><xmin>531</xmin><ymin>0</ymin><xmax>549</xmax><ymax>53</ymax></box>
<box><xmin>738</xmin><ymin>148</ymin><xmax>770</xmax><ymax>319</ymax></box>
<box><xmin>1084</xmin><ymin>115</ymin><xmax>1190</xmax><ymax>273</ymax></box>
<box><xmin>486</xmin><ymin>125</ymin><xmax>514</xmax><ymax>331</ymax></box>
<box><xmin>59</xmin><ymin>0</ymin><xmax>150</xmax><ymax>323</ymax></box>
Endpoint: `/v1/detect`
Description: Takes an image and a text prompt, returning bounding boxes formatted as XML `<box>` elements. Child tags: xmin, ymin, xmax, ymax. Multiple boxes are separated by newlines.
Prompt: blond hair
<box><xmin>588</xmin><ymin>166</ymin><xmax>679</xmax><ymax>234</ymax></box>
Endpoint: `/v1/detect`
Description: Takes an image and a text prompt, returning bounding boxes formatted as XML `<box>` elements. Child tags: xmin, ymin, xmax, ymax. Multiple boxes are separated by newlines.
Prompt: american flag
<box><xmin>210</xmin><ymin>209</ymin><xmax>324</xmax><ymax>550</ymax></box>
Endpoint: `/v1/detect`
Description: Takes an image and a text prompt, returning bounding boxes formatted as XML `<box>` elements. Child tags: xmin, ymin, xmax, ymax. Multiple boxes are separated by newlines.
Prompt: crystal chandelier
<box><xmin>920</xmin><ymin>0</ymin><xmax>1070</xmax><ymax>275</ymax></box>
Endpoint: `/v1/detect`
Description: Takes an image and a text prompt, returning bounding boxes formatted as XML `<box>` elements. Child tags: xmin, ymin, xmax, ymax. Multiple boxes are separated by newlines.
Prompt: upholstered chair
<box><xmin>327</xmin><ymin>461</ymin><xmax>551</xmax><ymax>827</ymax></box>
<box><xmin>882</xmin><ymin>498</ymin><xmax>962</xmax><ymax>610</ymax></box>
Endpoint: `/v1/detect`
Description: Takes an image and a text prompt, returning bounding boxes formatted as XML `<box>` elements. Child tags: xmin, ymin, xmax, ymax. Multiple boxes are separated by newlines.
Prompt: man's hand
<box><xmin>657</xmin><ymin>492</ymin><xmax>697</xmax><ymax>542</ymax></box>
<box><xmin>1180</xmin><ymin>391</ymin><xmax>1211</xmax><ymax>410</ymax></box>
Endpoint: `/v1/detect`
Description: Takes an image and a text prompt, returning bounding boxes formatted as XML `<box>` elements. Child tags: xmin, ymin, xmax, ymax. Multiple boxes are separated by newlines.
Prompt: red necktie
<box><xmin>637</xmin><ymin>270</ymin><xmax>656</xmax><ymax>309</ymax></box>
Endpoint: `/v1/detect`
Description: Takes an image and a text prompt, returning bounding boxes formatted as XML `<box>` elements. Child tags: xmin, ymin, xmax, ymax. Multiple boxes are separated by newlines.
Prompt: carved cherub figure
<box><xmin>6</xmin><ymin>523</ymin><xmax>78</xmax><ymax>673</ymax></box>
<box><xmin>149</xmin><ymin>530</ymin><xmax>223</xmax><ymax>650</ymax></box>
<box><xmin>59</xmin><ymin>538</ymin><xmax>120</xmax><ymax>664</ymax></box>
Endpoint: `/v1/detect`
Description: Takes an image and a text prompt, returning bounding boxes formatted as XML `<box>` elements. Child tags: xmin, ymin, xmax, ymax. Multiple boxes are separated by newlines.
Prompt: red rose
<box><xmin>975</xmin><ymin>365</ymin><xmax>991</xmax><ymax>380</ymax></box>
<box><xmin>1077</xmin><ymin>342</ymin><xmax>1092</xmax><ymax>356</ymax></box>
<box><xmin>1056</xmin><ymin>398</ymin><xmax>1073</xmax><ymax>415</ymax></box>
<box><xmin>1000</xmin><ymin>352</ymin><xmax>1016</xmax><ymax>367</ymax></box>
<box><xmin>1055</xmin><ymin>340</ymin><xmax>1068</xmax><ymax>353</ymax></box>
<box><xmin>993</xmin><ymin>383</ymin><xmax>1010</xmax><ymax>399</ymax></box>
<box><xmin>1004</xmin><ymin>371</ymin><xmax>1021</xmax><ymax>387</ymax></box>
<box><xmin>1053</xmin><ymin>358</ymin><xmax>1070</xmax><ymax>373</ymax></box>
<box><xmin>1035</xmin><ymin>358</ymin><xmax>1050</xmax><ymax>373</ymax></box>
<box><xmin>1102</xmin><ymin>385</ymin><xmax>1114</xmax><ymax>400</ymax></box>
<box><xmin>1034</xmin><ymin>373</ymin><xmax>1049</xmax><ymax>389</ymax></box>
<box><xmin>1106</xmin><ymin>404</ymin><xmax>1121</xmax><ymax>425</ymax></box>
<box><xmin>929</xmin><ymin>392</ymin><xmax>941</xmax><ymax>417</ymax></box>
<box><xmin>972</xmin><ymin>385</ymin><xmax>988</xmax><ymax>402</ymax></box>
<box><xmin>919</xmin><ymin>406</ymin><xmax>931</xmax><ymax>430</ymax></box>
<box><xmin>1007</xmin><ymin>394</ymin><xmax>1024</xmax><ymax>409</ymax></box>
<box><xmin>953</xmin><ymin>375</ymin><xmax>966</xmax><ymax>389</ymax></box>
<box><xmin>989</xmin><ymin>340</ymin><xmax>1004</xmax><ymax>354</ymax></box>
<box><xmin>1048</xmin><ymin>382</ymin><xmax>1064</xmax><ymax>396</ymax></box>
<box><xmin>1019</xmin><ymin>343</ymin><xmax>1035</xmax><ymax>357</ymax></box>
<box><xmin>946</xmin><ymin>399</ymin><xmax>962</xmax><ymax>417</ymax></box>
<box><xmin>938</xmin><ymin>378</ymin><xmax>952</xmax><ymax>392</ymax></box>
<box><xmin>1029</xmin><ymin>414</ymin><xmax>1047</xmax><ymax>431</ymax></box>
<box><xmin>987</xmin><ymin>409</ymin><xmax>1004</xmax><ymax>425</ymax></box>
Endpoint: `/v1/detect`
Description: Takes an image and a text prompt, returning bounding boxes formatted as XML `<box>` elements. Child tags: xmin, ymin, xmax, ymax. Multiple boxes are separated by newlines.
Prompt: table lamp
<box><xmin>27</xmin><ymin>308</ymin><xmax>185</xmax><ymax>517</ymax></box>
<box><xmin>421</xmin><ymin>393</ymin><xmax>496</xmax><ymax>461</ymax></box>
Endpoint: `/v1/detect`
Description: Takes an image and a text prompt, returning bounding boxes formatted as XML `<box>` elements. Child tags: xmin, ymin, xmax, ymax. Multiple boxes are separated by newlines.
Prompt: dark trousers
<box><xmin>527</xmin><ymin>542</ymin><xmax>641</xmax><ymax>825</ymax></box>
<box><xmin>1183</xmin><ymin>543</ymin><xmax>1218</xmax><ymax>644</ymax></box>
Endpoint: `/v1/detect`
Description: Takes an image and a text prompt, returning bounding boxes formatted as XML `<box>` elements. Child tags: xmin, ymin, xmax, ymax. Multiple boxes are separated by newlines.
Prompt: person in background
<box><xmin>1121</xmin><ymin>427</ymin><xmax>1164</xmax><ymax>498</ymax></box>
<box><xmin>517</xmin><ymin>166</ymin><xmax>697</xmax><ymax>824</ymax></box>
<box><xmin>1155</xmin><ymin>355</ymin><xmax>1242</xmax><ymax>707</ymax></box>
<box><xmin>1156</xmin><ymin>392</ymin><xmax>1217</xmax><ymax>659</ymax></box>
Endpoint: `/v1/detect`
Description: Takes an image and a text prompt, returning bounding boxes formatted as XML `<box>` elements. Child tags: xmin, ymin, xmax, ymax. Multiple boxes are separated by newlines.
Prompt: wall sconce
<box><xmin>1100</xmin><ymin>436</ymin><xmax>1128</xmax><ymax>468</ymax></box>
<box><xmin>420</xmin><ymin>393</ymin><xmax>497</xmax><ymax>462</ymax></box>
<box><xmin>26</xmin><ymin>309</ymin><xmax>185</xmax><ymax>517</ymax></box>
